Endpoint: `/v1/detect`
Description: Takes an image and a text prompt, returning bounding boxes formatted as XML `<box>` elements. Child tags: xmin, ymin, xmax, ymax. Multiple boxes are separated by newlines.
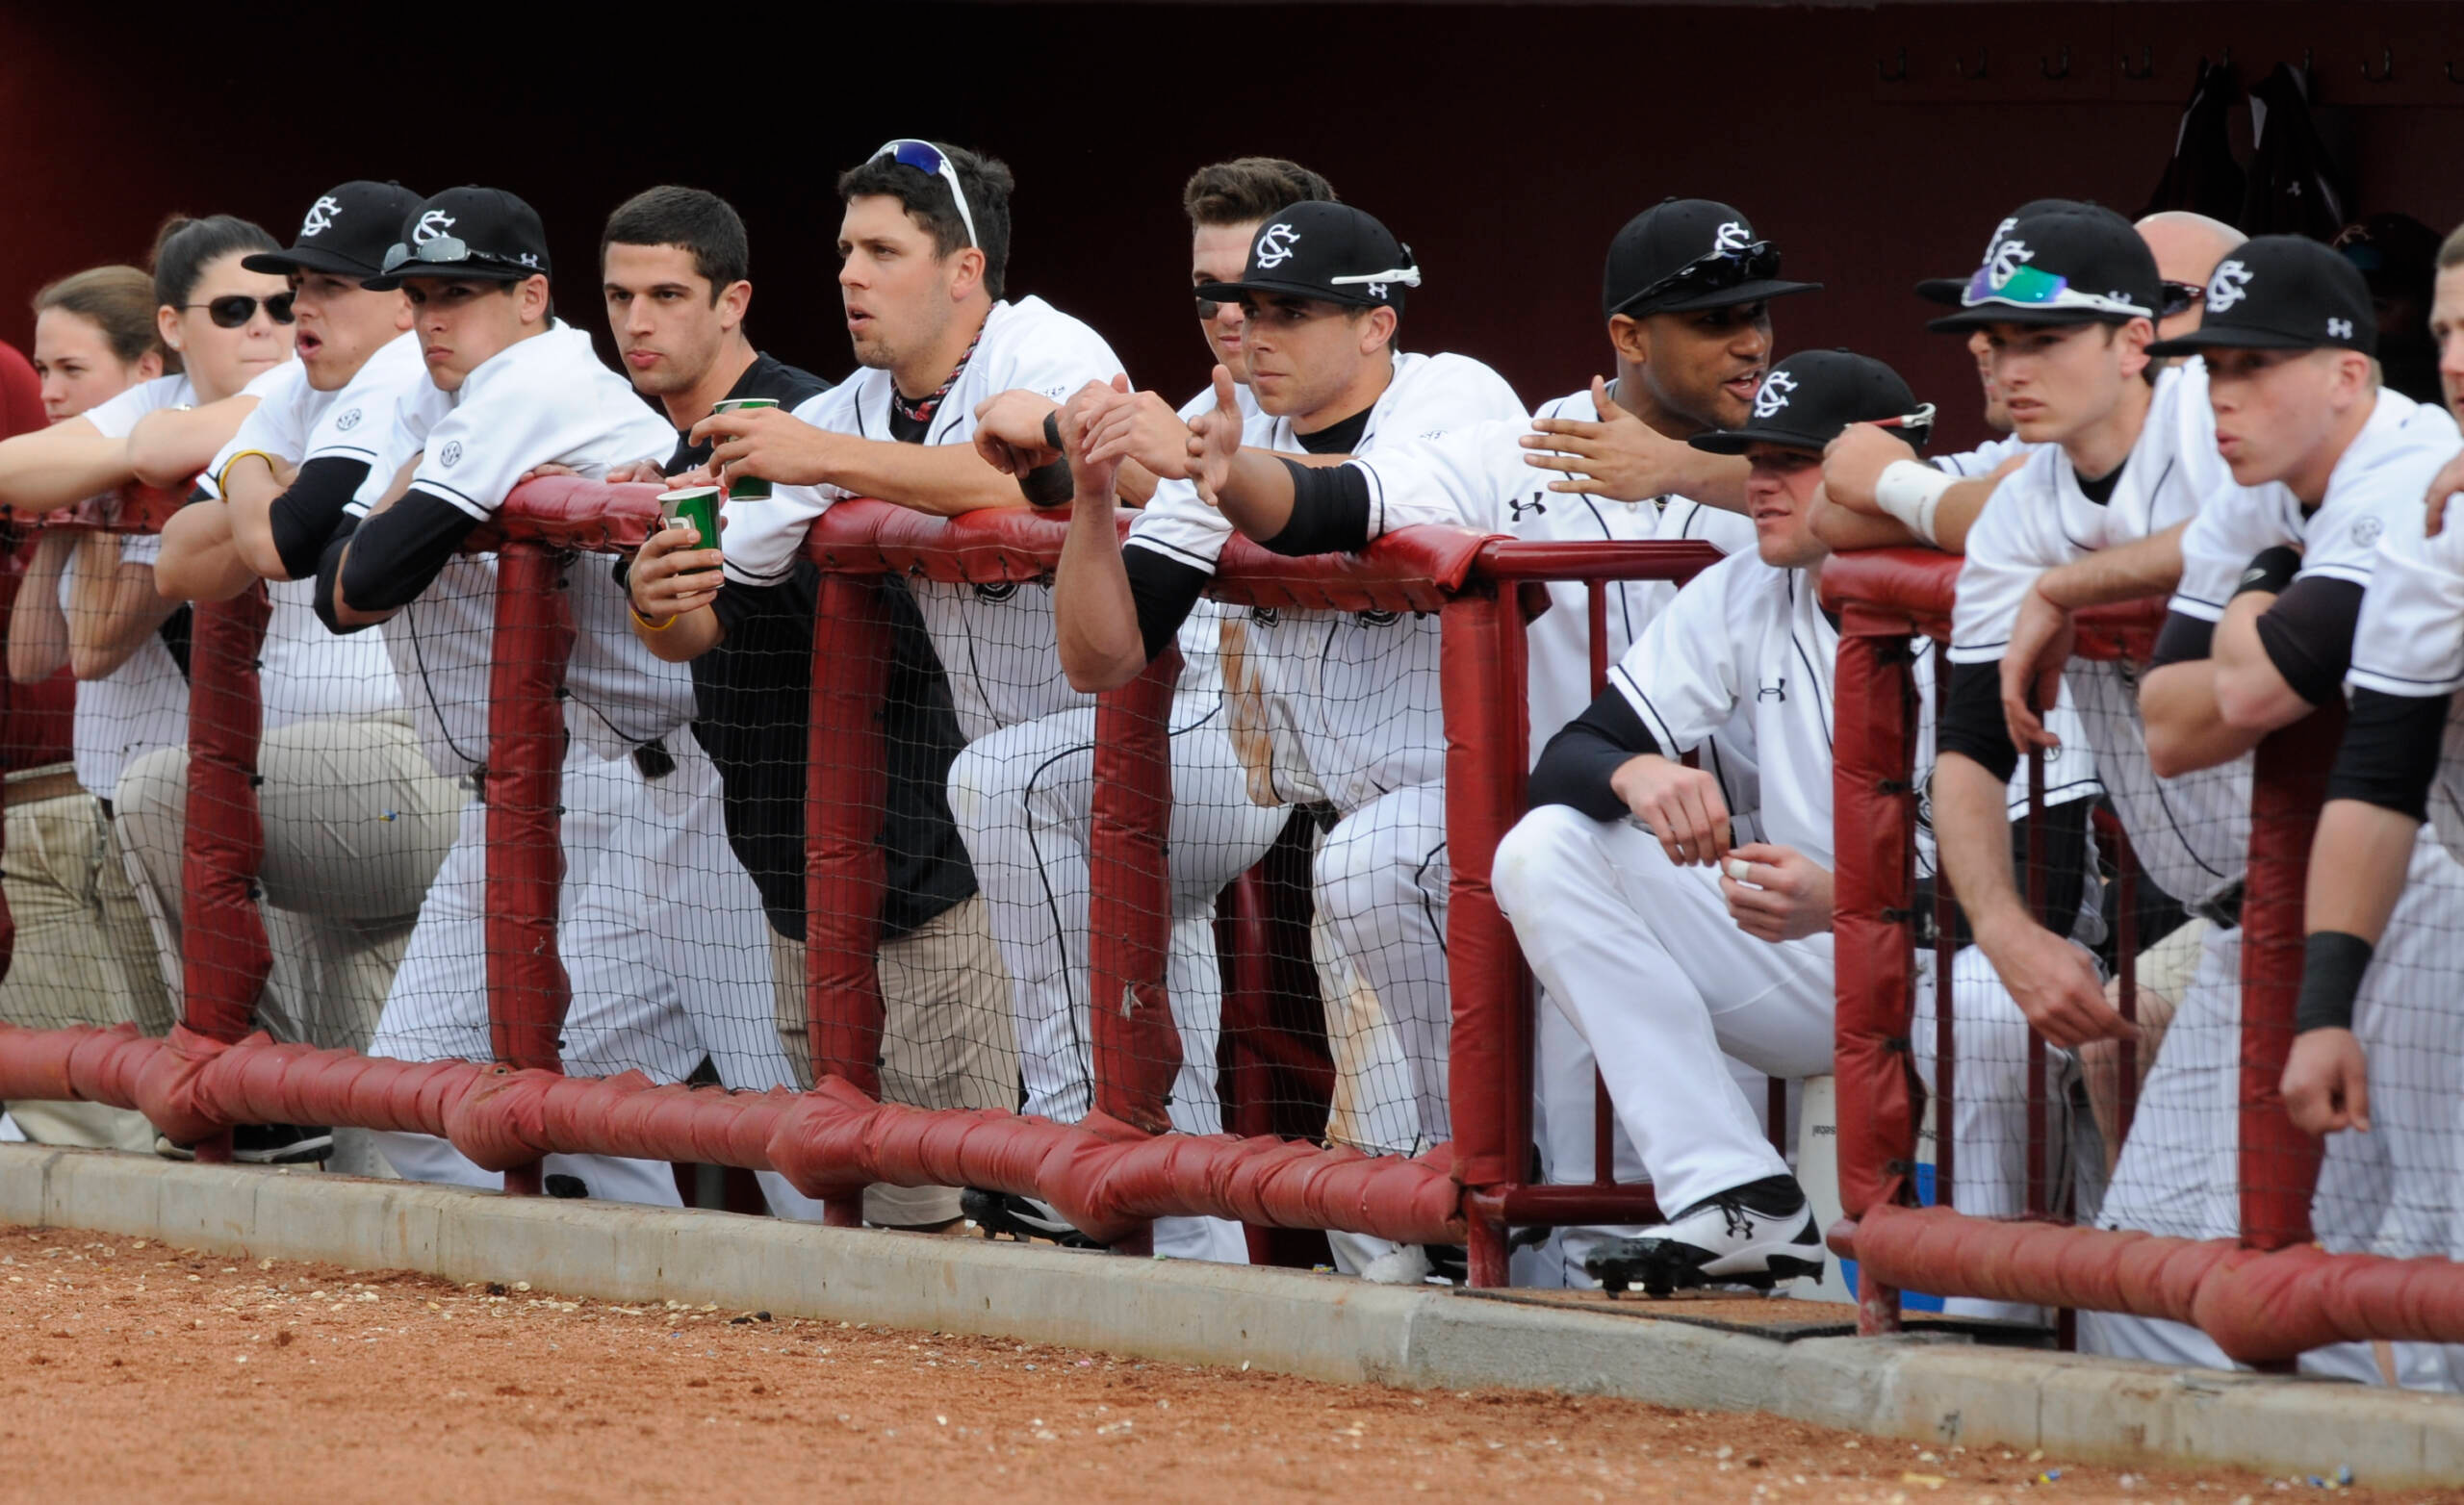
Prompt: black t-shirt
<box><xmin>655</xmin><ymin>351</ymin><xmax>978</xmax><ymax>942</ymax></box>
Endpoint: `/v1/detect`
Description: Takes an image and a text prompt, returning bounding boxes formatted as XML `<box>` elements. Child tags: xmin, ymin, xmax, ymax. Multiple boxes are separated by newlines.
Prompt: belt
<box><xmin>2186</xmin><ymin>877</ymin><xmax>2244</xmax><ymax>931</ymax></box>
<box><xmin>4</xmin><ymin>768</ymin><xmax>87</xmax><ymax>809</ymax></box>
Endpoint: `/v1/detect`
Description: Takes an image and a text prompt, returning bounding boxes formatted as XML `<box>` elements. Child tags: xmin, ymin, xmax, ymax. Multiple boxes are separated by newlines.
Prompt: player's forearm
<box><xmin>1936</xmin><ymin>752</ymin><xmax>2035</xmax><ymax>945</ymax></box>
<box><xmin>1930</xmin><ymin>477</ymin><xmax>1993</xmax><ymax>555</ymax></box>
<box><xmin>1812</xmin><ymin>505</ymin><xmax>1925</xmax><ymax>554</ymax></box>
<box><xmin>1213</xmin><ymin>449</ymin><xmax>1299</xmax><ymax>542</ymax></box>
<box><xmin>2037</xmin><ymin>523</ymin><xmax>2187</xmax><ymax>610</ymax></box>
<box><xmin>8</xmin><ymin>532</ymin><xmax>72</xmax><ymax>684</ymax></box>
<box><xmin>2210</xmin><ymin>592</ymin><xmax>2311</xmax><ymax>733</ymax></box>
<box><xmin>0</xmin><ymin>421</ymin><xmax>136</xmax><ymax>513</ymax></box>
<box><xmin>220</xmin><ymin>456</ymin><xmax>289</xmax><ymax>580</ymax></box>
<box><xmin>127</xmin><ymin>398</ymin><xmax>256</xmax><ymax>490</ymax></box>
<box><xmin>821</xmin><ymin>435</ymin><xmax>1021</xmax><ymax>517</ymax></box>
<box><xmin>156</xmin><ymin>501</ymin><xmax>260</xmax><ymax>603</ymax></box>
<box><xmin>1054</xmin><ymin>488</ymin><xmax>1147</xmax><ymax>690</ymax></box>
<box><xmin>630</xmin><ymin>605</ymin><xmax>721</xmax><ymax>663</ymax></box>
<box><xmin>2140</xmin><ymin>659</ymin><xmax>2264</xmax><ymax>778</ymax></box>
<box><xmin>2305</xmin><ymin>799</ymin><xmax>2419</xmax><ymax>945</ymax></box>
<box><xmin>1114</xmin><ymin>458</ymin><xmax>1159</xmax><ymax>508</ymax></box>
<box><xmin>66</xmin><ymin>542</ymin><xmax>179</xmax><ymax>680</ymax></box>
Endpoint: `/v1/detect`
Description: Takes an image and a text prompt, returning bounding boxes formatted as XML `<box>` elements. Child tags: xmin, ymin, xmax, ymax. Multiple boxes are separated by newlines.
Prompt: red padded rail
<box><xmin>1817</xmin><ymin>547</ymin><xmax>2165</xmax><ymax>656</ymax></box>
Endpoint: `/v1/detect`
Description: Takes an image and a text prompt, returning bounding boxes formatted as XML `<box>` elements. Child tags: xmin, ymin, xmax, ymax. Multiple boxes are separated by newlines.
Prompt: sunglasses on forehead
<box><xmin>379</xmin><ymin>237</ymin><xmax>538</xmax><ymax>278</ymax></box>
<box><xmin>870</xmin><ymin>139</ymin><xmax>981</xmax><ymax>251</ymax></box>
<box><xmin>1963</xmin><ymin>262</ymin><xmax>2152</xmax><ymax>319</ymax></box>
<box><xmin>1623</xmin><ymin>240</ymin><xmax>1781</xmax><ymax>314</ymax></box>
<box><xmin>185</xmin><ymin>293</ymin><xmax>295</xmax><ymax>328</ymax></box>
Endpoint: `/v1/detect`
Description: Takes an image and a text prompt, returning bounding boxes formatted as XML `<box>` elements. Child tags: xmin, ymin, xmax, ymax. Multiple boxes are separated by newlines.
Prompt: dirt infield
<box><xmin>0</xmin><ymin>1223</ymin><xmax>2446</xmax><ymax>1505</ymax></box>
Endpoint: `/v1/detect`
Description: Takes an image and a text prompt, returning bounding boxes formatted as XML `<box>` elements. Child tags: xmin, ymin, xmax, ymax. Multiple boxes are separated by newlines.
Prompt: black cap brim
<box><xmin>1688</xmin><ymin>425</ymin><xmax>1832</xmax><ymax>455</ymax></box>
<box><xmin>1914</xmin><ymin>276</ymin><xmax>1966</xmax><ymax>307</ymax></box>
<box><xmin>242</xmin><ymin>246</ymin><xmax>385</xmax><ymax>280</ymax></box>
<box><xmin>361</xmin><ymin>262</ymin><xmax>537</xmax><ymax>293</ymax></box>
<box><xmin>1926</xmin><ymin>303</ymin><xmax>2136</xmax><ymax>334</ymax></box>
<box><xmin>2144</xmin><ymin>325</ymin><xmax>2332</xmax><ymax>358</ymax></box>
<box><xmin>1195</xmin><ymin>277</ymin><xmax>1383</xmax><ymax>309</ymax></box>
<box><xmin>1619</xmin><ymin>278</ymin><xmax>1820</xmax><ymax>318</ymax></box>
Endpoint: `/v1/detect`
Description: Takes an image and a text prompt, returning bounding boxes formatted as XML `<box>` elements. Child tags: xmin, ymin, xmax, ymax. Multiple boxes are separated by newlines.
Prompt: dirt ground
<box><xmin>0</xmin><ymin>1223</ymin><xmax>2451</xmax><ymax>1504</ymax></box>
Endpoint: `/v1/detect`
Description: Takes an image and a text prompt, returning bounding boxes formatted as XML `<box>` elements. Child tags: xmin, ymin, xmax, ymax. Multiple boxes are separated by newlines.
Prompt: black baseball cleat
<box><xmin>960</xmin><ymin>1187</ymin><xmax>1107</xmax><ymax>1250</ymax></box>
<box><xmin>1582</xmin><ymin>1175</ymin><xmax>1824</xmax><ymax>1297</ymax></box>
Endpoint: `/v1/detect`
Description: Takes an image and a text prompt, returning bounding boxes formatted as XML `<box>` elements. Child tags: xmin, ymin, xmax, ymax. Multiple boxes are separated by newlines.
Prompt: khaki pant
<box><xmin>772</xmin><ymin>893</ymin><xmax>1020</xmax><ymax>1227</ymax></box>
<box><xmin>0</xmin><ymin>777</ymin><xmax>173</xmax><ymax>1148</ymax></box>
<box><xmin>115</xmin><ymin>712</ymin><xmax>465</xmax><ymax>1053</ymax></box>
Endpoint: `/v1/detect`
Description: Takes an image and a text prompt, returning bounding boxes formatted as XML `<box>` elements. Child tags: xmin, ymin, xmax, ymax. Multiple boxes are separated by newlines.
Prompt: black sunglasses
<box><xmin>2160</xmin><ymin>280</ymin><xmax>2206</xmax><ymax>319</ymax></box>
<box><xmin>1194</xmin><ymin>293</ymin><xmax>1226</xmax><ymax>320</ymax></box>
<box><xmin>1621</xmin><ymin>240</ymin><xmax>1782</xmax><ymax>315</ymax></box>
<box><xmin>186</xmin><ymin>293</ymin><xmax>295</xmax><ymax>328</ymax></box>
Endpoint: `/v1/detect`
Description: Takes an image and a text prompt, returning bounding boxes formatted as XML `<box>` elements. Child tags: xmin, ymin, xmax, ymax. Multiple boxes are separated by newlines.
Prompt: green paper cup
<box><xmin>657</xmin><ymin>485</ymin><xmax>722</xmax><ymax>573</ymax></box>
<box><xmin>711</xmin><ymin>395</ymin><xmax>780</xmax><ymax>499</ymax></box>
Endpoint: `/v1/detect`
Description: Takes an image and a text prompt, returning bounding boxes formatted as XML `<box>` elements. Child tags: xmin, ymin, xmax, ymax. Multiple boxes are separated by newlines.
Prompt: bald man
<box><xmin>2136</xmin><ymin>211</ymin><xmax>2247</xmax><ymax>344</ymax></box>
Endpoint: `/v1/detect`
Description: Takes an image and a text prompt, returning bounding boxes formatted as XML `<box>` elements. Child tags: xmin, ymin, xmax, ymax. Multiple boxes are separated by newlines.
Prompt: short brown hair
<box><xmin>2439</xmin><ymin>222</ymin><xmax>2464</xmax><ymax>271</ymax></box>
<box><xmin>1182</xmin><ymin>158</ymin><xmax>1337</xmax><ymax>229</ymax></box>
<box><xmin>34</xmin><ymin>265</ymin><xmax>175</xmax><ymax>373</ymax></box>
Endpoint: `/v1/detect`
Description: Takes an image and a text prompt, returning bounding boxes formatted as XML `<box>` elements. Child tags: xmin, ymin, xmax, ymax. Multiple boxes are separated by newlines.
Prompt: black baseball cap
<box><xmin>1689</xmin><ymin>349</ymin><xmax>1933</xmax><ymax>455</ymax></box>
<box><xmin>243</xmin><ymin>181</ymin><xmax>424</xmax><ymax>280</ymax></box>
<box><xmin>1603</xmin><ymin>199</ymin><xmax>1818</xmax><ymax>320</ymax></box>
<box><xmin>363</xmin><ymin>187</ymin><xmax>552</xmax><ymax>292</ymax></box>
<box><xmin>1913</xmin><ymin>198</ymin><xmax>2079</xmax><ymax>308</ymax></box>
<box><xmin>1195</xmin><ymin>201</ymin><xmax>1417</xmax><ymax>312</ymax></box>
<box><xmin>2145</xmin><ymin>236</ymin><xmax>2379</xmax><ymax>358</ymax></box>
<box><xmin>1924</xmin><ymin>200</ymin><xmax>2161</xmax><ymax>333</ymax></box>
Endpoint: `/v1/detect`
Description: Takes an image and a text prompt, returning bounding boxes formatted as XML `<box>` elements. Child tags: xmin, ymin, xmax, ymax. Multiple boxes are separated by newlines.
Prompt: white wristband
<box><xmin>1874</xmin><ymin>459</ymin><xmax>1955</xmax><ymax>546</ymax></box>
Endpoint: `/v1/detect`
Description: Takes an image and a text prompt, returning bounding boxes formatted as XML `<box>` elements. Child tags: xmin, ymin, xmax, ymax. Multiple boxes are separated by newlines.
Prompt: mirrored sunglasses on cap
<box><xmin>184</xmin><ymin>293</ymin><xmax>295</xmax><ymax>328</ymax></box>
<box><xmin>378</xmin><ymin>237</ymin><xmax>538</xmax><ymax>277</ymax></box>
<box><xmin>1867</xmin><ymin>401</ymin><xmax>1937</xmax><ymax>434</ymax></box>
<box><xmin>871</xmin><ymin>139</ymin><xmax>980</xmax><ymax>250</ymax></box>
<box><xmin>1627</xmin><ymin>239</ymin><xmax>1781</xmax><ymax>311</ymax></box>
<box><xmin>1963</xmin><ymin>262</ymin><xmax>2150</xmax><ymax>319</ymax></box>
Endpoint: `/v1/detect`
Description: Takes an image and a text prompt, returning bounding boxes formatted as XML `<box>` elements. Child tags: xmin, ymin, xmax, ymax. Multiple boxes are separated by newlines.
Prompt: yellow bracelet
<box><xmin>630</xmin><ymin>606</ymin><xmax>676</xmax><ymax>632</ymax></box>
<box><xmin>215</xmin><ymin>449</ymin><xmax>279</xmax><ymax>495</ymax></box>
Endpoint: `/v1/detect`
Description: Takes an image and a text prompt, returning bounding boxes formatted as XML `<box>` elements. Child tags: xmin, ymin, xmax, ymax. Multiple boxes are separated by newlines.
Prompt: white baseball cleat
<box><xmin>1581</xmin><ymin>1176</ymin><xmax>1824</xmax><ymax>1297</ymax></box>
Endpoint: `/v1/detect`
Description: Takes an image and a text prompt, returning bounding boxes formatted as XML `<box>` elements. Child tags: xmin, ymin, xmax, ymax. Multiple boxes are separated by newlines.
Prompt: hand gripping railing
<box><xmin>1822</xmin><ymin>548</ymin><xmax>2464</xmax><ymax>1365</ymax></box>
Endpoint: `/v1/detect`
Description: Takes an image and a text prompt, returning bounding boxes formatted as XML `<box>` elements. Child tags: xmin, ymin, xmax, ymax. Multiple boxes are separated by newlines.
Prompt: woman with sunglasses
<box><xmin>0</xmin><ymin>265</ymin><xmax>185</xmax><ymax>1152</ymax></box>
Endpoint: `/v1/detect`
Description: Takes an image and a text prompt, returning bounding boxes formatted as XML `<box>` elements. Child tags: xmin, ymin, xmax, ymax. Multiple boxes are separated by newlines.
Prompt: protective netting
<box><xmin>1827</xmin><ymin>548</ymin><xmax>2464</xmax><ymax>1372</ymax></box>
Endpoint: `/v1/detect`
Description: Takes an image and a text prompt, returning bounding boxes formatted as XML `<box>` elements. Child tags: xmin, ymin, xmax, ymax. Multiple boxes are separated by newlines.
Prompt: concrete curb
<box><xmin>5</xmin><ymin>1145</ymin><xmax>2459</xmax><ymax>1485</ymax></box>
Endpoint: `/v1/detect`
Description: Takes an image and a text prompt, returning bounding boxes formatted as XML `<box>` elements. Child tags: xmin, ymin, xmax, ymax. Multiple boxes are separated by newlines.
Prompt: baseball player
<box><xmin>633</xmin><ymin>142</ymin><xmax>1166</xmax><ymax>1239</ymax></box>
<box><xmin>1502</xmin><ymin>198</ymin><xmax>1814</xmax><ymax>1285</ymax></box>
<box><xmin>314</xmin><ymin>186</ymin><xmax>820</xmax><ymax>1216</ymax></box>
<box><xmin>1034</xmin><ymin>199</ymin><xmax>1525</xmax><ymax>1279</ymax></box>
<box><xmin>2145</xmin><ymin>239</ymin><xmax>2464</xmax><ymax>1389</ymax></box>
<box><xmin>921</xmin><ymin>158</ymin><xmax>1338</xmax><ymax>1260</ymax></box>
<box><xmin>1927</xmin><ymin>203</ymin><xmax>2380</xmax><ymax>1375</ymax></box>
<box><xmin>1488</xmin><ymin>349</ymin><xmax>2009</xmax><ymax>1293</ymax></box>
<box><xmin>122</xmin><ymin>185</ymin><xmax>466</xmax><ymax>1180</ymax></box>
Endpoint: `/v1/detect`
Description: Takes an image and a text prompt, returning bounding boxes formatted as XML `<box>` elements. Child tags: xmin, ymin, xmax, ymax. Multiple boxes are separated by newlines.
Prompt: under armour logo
<box><xmin>300</xmin><ymin>195</ymin><xmax>342</xmax><ymax>238</ymax></box>
<box><xmin>438</xmin><ymin>441</ymin><xmax>463</xmax><ymax>468</ymax></box>
<box><xmin>2206</xmin><ymin>259</ymin><xmax>2253</xmax><ymax>313</ymax></box>
<box><xmin>517</xmin><ymin>253</ymin><xmax>540</xmax><ymax>268</ymax></box>
<box><xmin>335</xmin><ymin>408</ymin><xmax>362</xmax><ymax>432</ymax></box>
<box><xmin>1986</xmin><ymin>239</ymin><xmax>2035</xmax><ymax>290</ymax></box>
<box><xmin>1753</xmin><ymin>370</ymin><xmax>1798</xmax><ymax>419</ymax></box>
<box><xmin>1757</xmin><ymin>677</ymin><xmax>1787</xmax><ymax>701</ymax></box>
<box><xmin>1712</xmin><ymin>220</ymin><xmax>1753</xmax><ymax>253</ymax></box>
<box><xmin>1508</xmin><ymin>494</ymin><xmax>1548</xmax><ymax>522</ymax></box>
<box><xmin>1253</xmin><ymin>222</ymin><xmax>1300</xmax><ymax>269</ymax></box>
<box><xmin>413</xmin><ymin>210</ymin><xmax>457</xmax><ymax>244</ymax></box>
<box><xmin>2327</xmin><ymin>317</ymin><xmax>2354</xmax><ymax>340</ymax></box>
<box><xmin>1365</xmin><ymin>282</ymin><xmax>1388</xmax><ymax>300</ymax></box>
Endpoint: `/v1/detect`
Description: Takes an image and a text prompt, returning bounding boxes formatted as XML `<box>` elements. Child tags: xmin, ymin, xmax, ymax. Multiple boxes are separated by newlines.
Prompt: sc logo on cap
<box><xmin>1713</xmin><ymin>221</ymin><xmax>1753</xmax><ymax>253</ymax></box>
<box><xmin>1254</xmin><ymin>223</ymin><xmax>1300</xmax><ymax>269</ymax></box>
<box><xmin>1753</xmin><ymin>369</ymin><xmax>1799</xmax><ymax>420</ymax></box>
<box><xmin>301</xmin><ymin>196</ymin><xmax>342</xmax><ymax>238</ymax></box>
<box><xmin>413</xmin><ymin>210</ymin><xmax>457</xmax><ymax>245</ymax></box>
<box><xmin>2206</xmin><ymin>260</ymin><xmax>2253</xmax><ymax>314</ymax></box>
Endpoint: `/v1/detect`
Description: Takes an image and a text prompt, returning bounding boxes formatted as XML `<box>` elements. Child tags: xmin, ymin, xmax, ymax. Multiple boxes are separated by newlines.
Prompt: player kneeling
<box><xmin>1492</xmin><ymin>352</ymin><xmax>1932</xmax><ymax>1296</ymax></box>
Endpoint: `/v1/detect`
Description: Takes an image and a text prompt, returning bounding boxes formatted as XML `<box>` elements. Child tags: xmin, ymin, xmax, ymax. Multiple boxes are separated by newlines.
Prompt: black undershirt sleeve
<box><xmin>1122</xmin><ymin>545</ymin><xmax>1210</xmax><ymax>665</ymax></box>
<box><xmin>312</xmin><ymin>513</ymin><xmax>367</xmax><ymax>636</ymax></box>
<box><xmin>336</xmin><ymin>490</ymin><xmax>483</xmax><ymax>616</ymax></box>
<box><xmin>1528</xmin><ymin>687</ymin><xmax>1662</xmax><ymax>822</ymax></box>
<box><xmin>2252</xmin><ymin>576</ymin><xmax>2366</xmax><ymax>707</ymax></box>
<box><xmin>2145</xmin><ymin>610</ymin><xmax>2216</xmax><ymax>671</ymax></box>
<box><xmin>2323</xmin><ymin>687</ymin><xmax>2451</xmax><ymax>822</ymax></box>
<box><xmin>1259</xmin><ymin>458</ymin><xmax>1373</xmax><ymax>557</ymax></box>
<box><xmin>267</xmin><ymin>456</ymin><xmax>373</xmax><ymax>580</ymax></box>
<box><xmin>1937</xmin><ymin>659</ymin><xmax>2020</xmax><ymax>784</ymax></box>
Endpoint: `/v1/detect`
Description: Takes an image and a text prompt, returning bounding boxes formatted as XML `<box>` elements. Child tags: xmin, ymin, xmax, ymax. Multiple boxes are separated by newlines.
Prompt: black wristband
<box><xmin>2233</xmin><ymin>545</ymin><xmax>2302</xmax><ymax>600</ymax></box>
<box><xmin>2295</xmin><ymin>930</ymin><xmax>2374</xmax><ymax>1033</ymax></box>
<box><xmin>1019</xmin><ymin>457</ymin><xmax>1072</xmax><ymax>507</ymax></box>
<box><xmin>1042</xmin><ymin>409</ymin><xmax>1064</xmax><ymax>452</ymax></box>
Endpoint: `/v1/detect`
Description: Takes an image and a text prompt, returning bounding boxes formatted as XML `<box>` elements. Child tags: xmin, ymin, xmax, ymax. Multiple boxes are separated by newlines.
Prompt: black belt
<box><xmin>2186</xmin><ymin>877</ymin><xmax>2244</xmax><ymax>931</ymax></box>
